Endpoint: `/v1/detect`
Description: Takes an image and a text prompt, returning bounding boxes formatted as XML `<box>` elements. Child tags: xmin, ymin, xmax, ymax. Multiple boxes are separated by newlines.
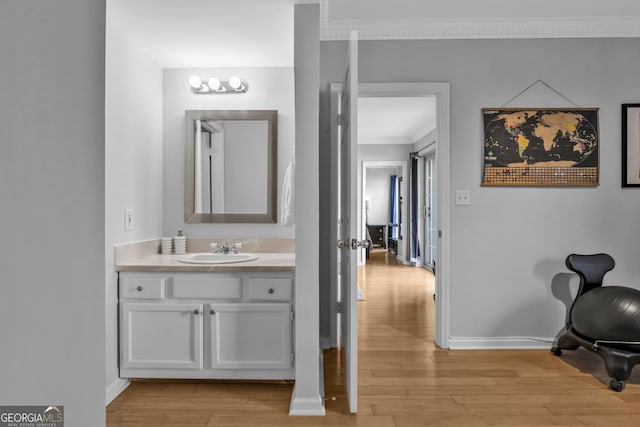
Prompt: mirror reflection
<box><xmin>185</xmin><ymin>110</ymin><xmax>277</xmax><ymax>223</ymax></box>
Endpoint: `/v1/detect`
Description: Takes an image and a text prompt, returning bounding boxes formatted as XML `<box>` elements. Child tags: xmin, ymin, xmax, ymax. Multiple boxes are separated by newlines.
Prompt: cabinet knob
<box><xmin>193</xmin><ymin>309</ymin><xmax>200</xmax><ymax>315</ymax></box>
<box><xmin>210</xmin><ymin>309</ymin><xmax>216</xmax><ymax>315</ymax></box>
<box><xmin>136</xmin><ymin>286</ymin><xmax>143</xmax><ymax>292</ymax></box>
<box><xmin>268</xmin><ymin>288</ymin><xmax>274</xmax><ymax>294</ymax></box>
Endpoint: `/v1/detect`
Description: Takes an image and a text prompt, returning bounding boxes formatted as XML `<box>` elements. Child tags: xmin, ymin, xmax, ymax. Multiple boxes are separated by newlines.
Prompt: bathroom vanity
<box><xmin>115</xmin><ymin>239</ymin><xmax>295</xmax><ymax>381</ymax></box>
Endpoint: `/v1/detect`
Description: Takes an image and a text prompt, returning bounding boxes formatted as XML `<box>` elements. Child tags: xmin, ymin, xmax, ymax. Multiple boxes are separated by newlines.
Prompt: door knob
<box><xmin>336</xmin><ymin>239</ymin><xmax>348</xmax><ymax>249</ymax></box>
<box><xmin>351</xmin><ymin>239</ymin><xmax>370</xmax><ymax>250</ymax></box>
<box><xmin>193</xmin><ymin>309</ymin><xmax>200</xmax><ymax>315</ymax></box>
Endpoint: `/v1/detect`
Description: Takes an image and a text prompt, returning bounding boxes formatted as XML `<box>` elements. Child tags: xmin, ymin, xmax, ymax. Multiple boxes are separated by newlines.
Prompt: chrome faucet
<box><xmin>210</xmin><ymin>241</ymin><xmax>242</xmax><ymax>254</ymax></box>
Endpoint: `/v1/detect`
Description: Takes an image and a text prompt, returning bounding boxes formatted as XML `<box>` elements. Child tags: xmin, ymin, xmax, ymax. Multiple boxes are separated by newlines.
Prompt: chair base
<box><xmin>552</xmin><ymin>328</ymin><xmax>640</xmax><ymax>392</ymax></box>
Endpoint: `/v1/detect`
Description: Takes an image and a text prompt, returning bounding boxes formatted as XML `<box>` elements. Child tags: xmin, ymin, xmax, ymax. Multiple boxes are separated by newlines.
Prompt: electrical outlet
<box><xmin>455</xmin><ymin>190</ymin><xmax>471</xmax><ymax>205</ymax></box>
<box><xmin>124</xmin><ymin>209</ymin><xmax>134</xmax><ymax>231</ymax></box>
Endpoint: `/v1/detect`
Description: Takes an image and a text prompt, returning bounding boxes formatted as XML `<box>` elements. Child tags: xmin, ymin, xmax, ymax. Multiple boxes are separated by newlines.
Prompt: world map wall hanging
<box><xmin>482</xmin><ymin>108</ymin><xmax>599</xmax><ymax>186</ymax></box>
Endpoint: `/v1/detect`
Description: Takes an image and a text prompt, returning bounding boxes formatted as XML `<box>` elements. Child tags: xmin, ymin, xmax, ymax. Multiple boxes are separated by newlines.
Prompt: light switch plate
<box><xmin>124</xmin><ymin>209</ymin><xmax>134</xmax><ymax>231</ymax></box>
<box><xmin>455</xmin><ymin>190</ymin><xmax>471</xmax><ymax>205</ymax></box>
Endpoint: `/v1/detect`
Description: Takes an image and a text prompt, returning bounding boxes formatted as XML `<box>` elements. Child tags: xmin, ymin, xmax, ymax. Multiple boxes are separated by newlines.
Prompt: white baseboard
<box><xmin>105</xmin><ymin>378</ymin><xmax>130</xmax><ymax>405</ymax></box>
<box><xmin>289</xmin><ymin>397</ymin><xmax>325</xmax><ymax>416</ymax></box>
<box><xmin>289</xmin><ymin>387</ymin><xmax>325</xmax><ymax>416</ymax></box>
<box><xmin>448</xmin><ymin>336</ymin><xmax>555</xmax><ymax>350</ymax></box>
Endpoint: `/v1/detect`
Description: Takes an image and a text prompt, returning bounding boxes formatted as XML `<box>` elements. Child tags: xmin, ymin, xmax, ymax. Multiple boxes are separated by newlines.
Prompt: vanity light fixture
<box><xmin>189</xmin><ymin>75</ymin><xmax>249</xmax><ymax>94</ymax></box>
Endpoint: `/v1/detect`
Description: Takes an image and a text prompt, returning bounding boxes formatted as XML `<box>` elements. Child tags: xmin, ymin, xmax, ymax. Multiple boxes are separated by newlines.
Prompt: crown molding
<box><xmin>319</xmin><ymin>0</ymin><xmax>640</xmax><ymax>40</ymax></box>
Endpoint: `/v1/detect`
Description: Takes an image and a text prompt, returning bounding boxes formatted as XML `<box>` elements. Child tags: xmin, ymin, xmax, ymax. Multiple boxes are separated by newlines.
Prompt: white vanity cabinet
<box><xmin>121</xmin><ymin>302</ymin><xmax>203</xmax><ymax>370</ymax></box>
<box><xmin>208</xmin><ymin>303</ymin><xmax>291</xmax><ymax>370</ymax></box>
<box><xmin>119</xmin><ymin>272</ymin><xmax>294</xmax><ymax>380</ymax></box>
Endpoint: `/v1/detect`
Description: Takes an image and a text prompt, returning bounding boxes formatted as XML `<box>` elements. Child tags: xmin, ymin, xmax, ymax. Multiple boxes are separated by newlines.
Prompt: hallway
<box><xmin>322</xmin><ymin>249</ymin><xmax>640</xmax><ymax>426</ymax></box>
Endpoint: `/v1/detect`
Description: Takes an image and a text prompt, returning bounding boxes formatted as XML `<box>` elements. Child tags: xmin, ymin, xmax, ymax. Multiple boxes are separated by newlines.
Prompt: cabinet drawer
<box><xmin>121</xmin><ymin>276</ymin><xmax>165</xmax><ymax>299</ymax></box>
<box><xmin>169</xmin><ymin>276</ymin><xmax>242</xmax><ymax>300</ymax></box>
<box><xmin>247</xmin><ymin>278</ymin><xmax>292</xmax><ymax>301</ymax></box>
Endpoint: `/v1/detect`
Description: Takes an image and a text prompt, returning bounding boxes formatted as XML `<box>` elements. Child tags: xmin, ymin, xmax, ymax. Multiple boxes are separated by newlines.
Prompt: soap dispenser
<box><xmin>174</xmin><ymin>230</ymin><xmax>187</xmax><ymax>254</ymax></box>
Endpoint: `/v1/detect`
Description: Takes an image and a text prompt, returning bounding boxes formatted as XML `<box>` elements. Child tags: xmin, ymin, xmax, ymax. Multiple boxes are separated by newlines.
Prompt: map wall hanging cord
<box><xmin>501</xmin><ymin>79</ymin><xmax>580</xmax><ymax>108</ymax></box>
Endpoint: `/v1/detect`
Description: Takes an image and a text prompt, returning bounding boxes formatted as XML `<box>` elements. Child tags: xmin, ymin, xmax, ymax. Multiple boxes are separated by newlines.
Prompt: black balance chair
<box><xmin>552</xmin><ymin>253</ymin><xmax>640</xmax><ymax>391</ymax></box>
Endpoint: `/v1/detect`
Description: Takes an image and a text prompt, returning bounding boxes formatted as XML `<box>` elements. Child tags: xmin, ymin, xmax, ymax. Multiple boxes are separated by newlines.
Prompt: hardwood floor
<box><xmin>107</xmin><ymin>249</ymin><xmax>640</xmax><ymax>426</ymax></box>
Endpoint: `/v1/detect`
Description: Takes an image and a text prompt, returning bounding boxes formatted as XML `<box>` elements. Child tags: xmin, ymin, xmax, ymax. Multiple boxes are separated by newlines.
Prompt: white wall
<box><xmin>0</xmin><ymin>1</ymin><xmax>106</xmax><ymax>424</ymax></box>
<box><xmin>322</xmin><ymin>37</ymin><xmax>640</xmax><ymax>347</ymax></box>
<box><xmin>105</xmin><ymin>19</ymin><xmax>164</xmax><ymax>401</ymax></box>
<box><xmin>162</xmin><ymin>67</ymin><xmax>295</xmax><ymax>239</ymax></box>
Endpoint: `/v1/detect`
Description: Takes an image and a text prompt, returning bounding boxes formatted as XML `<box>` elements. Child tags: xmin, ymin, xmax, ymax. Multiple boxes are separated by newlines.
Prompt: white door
<box><xmin>120</xmin><ymin>302</ymin><xmax>203</xmax><ymax>370</ymax></box>
<box><xmin>207</xmin><ymin>303</ymin><xmax>292</xmax><ymax>370</ymax></box>
<box><xmin>337</xmin><ymin>30</ymin><xmax>360</xmax><ymax>414</ymax></box>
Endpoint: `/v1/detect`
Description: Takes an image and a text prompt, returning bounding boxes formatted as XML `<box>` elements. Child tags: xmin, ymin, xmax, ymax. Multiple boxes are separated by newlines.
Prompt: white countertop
<box><xmin>116</xmin><ymin>252</ymin><xmax>295</xmax><ymax>273</ymax></box>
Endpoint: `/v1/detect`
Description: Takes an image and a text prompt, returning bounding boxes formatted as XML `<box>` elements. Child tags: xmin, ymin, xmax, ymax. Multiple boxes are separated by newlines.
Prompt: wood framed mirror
<box><xmin>185</xmin><ymin>110</ymin><xmax>277</xmax><ymax>223</ymax></box>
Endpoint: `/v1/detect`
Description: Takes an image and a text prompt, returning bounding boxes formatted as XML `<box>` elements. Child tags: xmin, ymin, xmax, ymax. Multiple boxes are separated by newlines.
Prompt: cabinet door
<box><xmin>121</xmin><ymin>302</ymin><xmax>203</xmax><ymax>370</ymax></box>
<box><xmin>207</xmin><ymin>303</ymin><xmax>291</xmax><ymax>370</ymax></box>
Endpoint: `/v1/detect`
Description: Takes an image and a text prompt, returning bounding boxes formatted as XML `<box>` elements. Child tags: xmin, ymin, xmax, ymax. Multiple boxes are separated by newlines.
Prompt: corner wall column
<box><xmin>290</xmin><ymin>3</ymin><xmax>324</xmax><ymax>416</ymax></box>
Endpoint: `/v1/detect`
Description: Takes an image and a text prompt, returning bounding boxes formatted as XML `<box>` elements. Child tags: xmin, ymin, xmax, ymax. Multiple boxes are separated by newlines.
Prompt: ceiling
<box><xmin>107</xmin><ymin>0</ymin><xmax>640</xmax><ymax>146</ymax></box>
<box><xmin>358</xmin><ymin>97</ymin><xmax>436</xmax><ymax>145</ymax></box>
<box><xmin>107</xmin><ymin>0</ymin><xmax>299</xmax><ymax>67</ymax></box>
<box><xmin>107</xmin><ymin>0</ymin><xmax>640</xmax><ymax>68</ymax></box>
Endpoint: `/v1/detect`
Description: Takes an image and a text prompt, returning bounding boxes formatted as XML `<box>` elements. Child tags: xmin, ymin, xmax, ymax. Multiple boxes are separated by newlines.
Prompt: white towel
<box><xmin>281</xmin><ymin>160</ymin><xmax>295</xmax><ymax>226</ymax></box>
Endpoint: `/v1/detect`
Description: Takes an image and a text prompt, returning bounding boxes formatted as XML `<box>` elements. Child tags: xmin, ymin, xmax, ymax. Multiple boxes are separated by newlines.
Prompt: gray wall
<box><xmin>0</xmin><ymin>1</ymin><xmax>106</xmax><ymax>425</ymax></box>
<box><xmin>321</xmin><ymin>37</ymin><xmax>640</xmax><ymax>346</ymax></box>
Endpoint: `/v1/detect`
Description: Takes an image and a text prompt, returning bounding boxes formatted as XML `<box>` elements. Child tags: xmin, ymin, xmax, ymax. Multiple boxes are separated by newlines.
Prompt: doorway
<box><xmin>322</xmin><ymin>81</ymin><xmax>450</xmax><ymax>414</ymax></box>
<box><xmin>356</xmin><ymin>83</ymin><xmax>451</xmax><ymax>349</ymax></box>
<box><xmin>361</xmin><ymin>161</ymin><xmax>408</xmax><ymax>266</ymax></box>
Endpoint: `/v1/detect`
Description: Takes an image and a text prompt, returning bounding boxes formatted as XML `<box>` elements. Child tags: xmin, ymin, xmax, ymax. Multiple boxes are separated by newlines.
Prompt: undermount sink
<box><xmin>177</xmin><ymin>253</ymin><xmax>259</xmax><ymax>264</ymax></box>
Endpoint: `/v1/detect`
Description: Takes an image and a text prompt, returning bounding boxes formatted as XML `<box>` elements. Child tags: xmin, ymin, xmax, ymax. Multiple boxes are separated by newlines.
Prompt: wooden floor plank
<box><xmin>107</xmin><ymin>249</ymin><xmax>640</xmax><ymax>426</ymax></box>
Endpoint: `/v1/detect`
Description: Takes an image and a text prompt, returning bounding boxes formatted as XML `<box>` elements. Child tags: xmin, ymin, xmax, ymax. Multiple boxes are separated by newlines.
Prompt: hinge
<box><xmin>336</xmin><ymin>301</ymin><xmax>342</xmax><ymax>313</ymax></box>
<box><xmin>290</xmin><ymin>310</ymin><xmax>295</xmax><ymax>321</ymax></box>
<box><xmin>337</xmin><ymin>113</ymin><xmax>346</xmax><ymax>126</ymax></box>
<box><xmin>290</xmin><ymin>352</ymin><xmax>295</xmax><ymax>363</ymax></box>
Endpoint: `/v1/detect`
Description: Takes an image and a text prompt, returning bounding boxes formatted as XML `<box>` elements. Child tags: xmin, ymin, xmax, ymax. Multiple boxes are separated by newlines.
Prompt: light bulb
<box><xmin>229</xmin><ymin>76</ymin><xmax>243</xmax><ymax>91</ymax></box>
<box><xmin>207</xmin><ymin>77</ymin><xmax>221</xmax><ymax>91</ymax></box>
<box><xmin>189</xmin><ymin>75</ymin><xmax>202</xmax><ymax>89</ymax></box>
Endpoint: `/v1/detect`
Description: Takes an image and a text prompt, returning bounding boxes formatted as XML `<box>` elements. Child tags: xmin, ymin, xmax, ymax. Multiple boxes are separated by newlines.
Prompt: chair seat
<box><xmin>572</xmin><ymin>285</ymin><xmax>640</xmax><ymax>344</ymax></box>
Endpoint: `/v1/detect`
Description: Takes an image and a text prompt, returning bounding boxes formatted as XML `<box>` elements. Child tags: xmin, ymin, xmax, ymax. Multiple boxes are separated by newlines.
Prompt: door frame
<box><xmin>361</xmin><ymin>161</ymin><xmax>408</xmax><ymax>265</ymax></box>
<box><xmin>328</xmin><ymin>82</ymin><xmax>342</xmax><ymax>350</ymax></box>
<box><xmin>358</xmin><ymin>83</ymin><xmax>451</xmax><ymax>349</ymax></box>
<box><xmin>421</xmin><ymin>148</ymin><xmax>437</xmax><ymax>272</ymax></box>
